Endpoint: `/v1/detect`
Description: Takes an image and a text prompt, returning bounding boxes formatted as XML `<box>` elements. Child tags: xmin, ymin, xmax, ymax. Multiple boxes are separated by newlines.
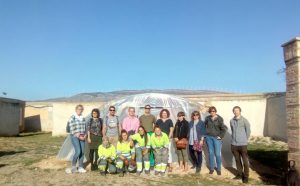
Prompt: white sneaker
<box><xmin>78</xmin><ymin>167</ymin><xmax>86</xmax><ymax>173</ymax></box>
<box><xmin>65</xmin><ymin>168</ymin><xmax>72</xmax><ymax>174</ymax></box>
<box><xmin>66</xmin><ymin>167</ymin><xmax>78</xmax><ymax>174</ymax></box>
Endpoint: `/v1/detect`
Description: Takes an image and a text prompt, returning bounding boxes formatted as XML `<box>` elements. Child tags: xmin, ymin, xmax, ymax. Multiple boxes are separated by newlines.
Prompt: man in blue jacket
<box><xmin>230</xmin><ymin>106</ymin><xmax>251</xmax><ymax>183</ymax></box>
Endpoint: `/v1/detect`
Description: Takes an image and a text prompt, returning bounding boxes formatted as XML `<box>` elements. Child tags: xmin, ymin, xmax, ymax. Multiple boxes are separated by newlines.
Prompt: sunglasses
<box><xmin>145</xmin><ymin>108</ymin><xmax>151</xmax><ymax>109</ymax></box>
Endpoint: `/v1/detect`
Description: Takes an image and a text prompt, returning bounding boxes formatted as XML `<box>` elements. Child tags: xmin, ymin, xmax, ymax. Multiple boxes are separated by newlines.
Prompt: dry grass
<box><xmin>0</xmin><ymin>132</ymin><xmax>280</xmax><ymax>185</ymax></box>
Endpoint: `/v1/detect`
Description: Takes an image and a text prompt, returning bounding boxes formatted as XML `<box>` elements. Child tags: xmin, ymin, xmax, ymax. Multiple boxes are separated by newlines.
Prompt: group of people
<box><xmin>65</xmin><ymin>104</ymin><xmax>251</xmax><ymax>183</ymax></box>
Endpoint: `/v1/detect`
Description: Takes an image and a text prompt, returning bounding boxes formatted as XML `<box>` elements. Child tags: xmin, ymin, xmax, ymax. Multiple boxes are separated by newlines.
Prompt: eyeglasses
<box><xmin>145</xmin><ymin>108</ymin><xmax>151</xmax><ymax>109</ymax></box>
<box><xmin>210</xmin><ymin>111</ymin><xmax>216</xmax><ymax>113</ymax></box>
<box><xmin>109</xmin><ymin>110</ymin><xmax>115</xmax><ymax>111</ymax></box>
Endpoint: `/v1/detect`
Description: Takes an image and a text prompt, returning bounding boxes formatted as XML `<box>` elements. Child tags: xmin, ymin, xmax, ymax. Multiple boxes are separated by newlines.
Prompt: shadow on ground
<box><xmin>248</xmin><ymin>149</ymin><xmax>288</xmax><ymax>185</ymax></box>
<box><xmin>0</xmin><ymin>150</ymin><xmax>27</xmax><ymax>157</ymax></box>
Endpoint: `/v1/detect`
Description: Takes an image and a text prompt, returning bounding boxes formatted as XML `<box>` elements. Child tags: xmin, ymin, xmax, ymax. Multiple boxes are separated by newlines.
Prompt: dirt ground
<box><xmin>0</xmin><ymin>133</ymin><xmax>282</xmax><ymax>185</ymax></box>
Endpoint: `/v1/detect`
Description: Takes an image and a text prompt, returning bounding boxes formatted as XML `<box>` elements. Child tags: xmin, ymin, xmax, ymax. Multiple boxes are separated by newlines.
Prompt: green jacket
<box><xmin>131</xmin><ymin>133</ymin><xmax>151</xmax><ymax>148</ymax></box>
<box><xmin>98</xmin><ymin>144</ymin><xmax>116</xmax><ymax>160</ymax></box>
<box><xmin>150</xmin><ymin>132</ymin><xmax>169</xmax><ymax>149</ymax></box>
<box><xmin>116</xmin><ymin>141</ymin><xmax>134</xmax><ymax>156</ymax></box>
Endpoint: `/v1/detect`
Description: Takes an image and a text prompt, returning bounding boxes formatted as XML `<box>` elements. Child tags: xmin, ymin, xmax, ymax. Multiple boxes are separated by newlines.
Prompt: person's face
<box><xmin>144</xmin><ymin>107</ymin><xmax>151</xmax><ymax>114</ymax></box>
<box><xmin>178</xmin><ymin>115</ymin><xmax>184</xmax><ymax>121</ymax></box>
<box><xmin>76</xmin><ymin>107</ymin><xmax>83</xmax><ymax>115</ymax></box>
<box><xmin>210</xmin><ymin>109</ymin><xmax>217</xmax><ymax>117</ymax></box>
<box><xmin>122</xmin><ymin>133</ymin><xmax>128</xmax><ymax>141</ymax></box>
<box><xmin>154</xmin><ymin>128</ymin><xmax>161</xmax><ymax>136</ymax></box>
<box><xmin>162</xmin><ymin>111</ymin><xmax>168</xmax><ymax>119</ymax></box>
<box><xmin>109</xmin><ymin>108</ymin><xmax>116</xmax><ymax>115</ymax></box>
<box><xmin>138</xmin><ymin>127</ymin><xmax>145</xmax><ymax>135</ymax></box>
<box><xmin>92</xmin><ymin>111</ymin><xmax>98</xmax><ymax>118</ymax></box>
<box><xmin>193</xmin><ymin>114</ymin><xmax>200</xmax><ymax>120</ymax></box>
<box><xmin>233</xmin><ymin>108</ymin><xmax>241</xmax><ymax>117</ymax></box>
<box><xmin>129</xmin><ymin>108</ymin><xmax>135</xmax><ymax>116</ymax></box>
<box><xmin>102</xmin><ymin>138</ymin><xmax>109</xmax><ymax>146</ymax></box>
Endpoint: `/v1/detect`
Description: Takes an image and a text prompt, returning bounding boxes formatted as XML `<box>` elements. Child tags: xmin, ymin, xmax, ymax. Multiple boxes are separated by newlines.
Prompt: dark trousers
<box><xmin>89</xmin><ymin>149</ymin><xmax>99</xmax><ymax>168</ymax></box>
<box><xmin>231</xmin><ymin>145</ymin><xmax>249</xmax><ymax>178</ymax></box>
<box><xmin>189</xmin><ymin>145</ymin><xmax>202</xmax><ymax>168</ymax></box>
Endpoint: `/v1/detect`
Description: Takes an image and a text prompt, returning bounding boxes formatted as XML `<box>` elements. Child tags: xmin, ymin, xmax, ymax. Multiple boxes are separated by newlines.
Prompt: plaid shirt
<box><xmin>68</xmin><ymin>115</ymin><xmax>86</xmax><ymax>135</ymax></box>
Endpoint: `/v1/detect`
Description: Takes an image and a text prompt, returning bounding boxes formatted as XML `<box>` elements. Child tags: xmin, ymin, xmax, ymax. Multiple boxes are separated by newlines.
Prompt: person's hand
<box><xmin>75</xmin><ymin>133</ymin><xmax>80</xmax><ymax>138</ymax></box>
<box><xmin>199</xmin><ymin>140</ymin><xmax>204</xmax><ymax>146</ymax></box>
<box><xmin>88</xmin><ymin>138</ymin><xmax>91</xmax><ymax>143</ymax></box>
<box><xmin>216</xmin><ymin>136</ymin><xmax>221</xmax><ymax>140</ymax></box>
<box><xmin>142</xmin><ymin>149</ymin><xmax>149</xmax><ymax>155</ymax></box>
<box><xmin>120</xmin><ymin>155</ymin><xmax>125</xmax><ymax>161</ymax></box>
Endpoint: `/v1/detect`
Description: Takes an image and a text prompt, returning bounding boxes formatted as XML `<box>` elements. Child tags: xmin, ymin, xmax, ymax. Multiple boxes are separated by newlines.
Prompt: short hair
<box><xmin>75</xmin><ymin>104</ymin><xmax>84</xmax><ymax>110</ymax></box>
<box><xmin>208</xmin><ymin>106</ymin><xmax>217</xmax><ymax>113</ymax></box>
<box><xmin>91</xmin><ymin>108</ymin><xmax>100</xmax><ymax>118</ymax></box>
<box><xmin>159</xmin><ymin>109</ymin><xmax>170</xmax><ymax>118</ymax></box>
<box><xmin>232</xmin><ymin>106</ymin><xmax>242</xmax><ymax>112</ymax></box>
<box><xmin>109</xmin><ymin>106</ymin><xmax>116</xmax><ymax>110</ymax></box>
<box><xmin>128</xmin><ymin>107</ymin><xmax>135</xmax><ymax>111</ymax></box>
<box><xmin>191</xmin><ymin>111</ymin><xmax>201</xmax><ymax>121</ymax></box>
<box><xmin>153</xmin><ymin>125</ymin><xmax>161</xmax><ymax>131</ymax></box>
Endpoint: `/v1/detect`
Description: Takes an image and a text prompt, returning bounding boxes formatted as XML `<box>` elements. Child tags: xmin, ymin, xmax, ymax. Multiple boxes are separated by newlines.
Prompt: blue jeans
<box><xmin>71</xmin><ymin>135</ymin><xmax>85</xmax><ymax>168</ymax></box>
<box><xmin>205</xmin><ymin>136</ymin><xmax>222</xmax><ymax>171</ymax></box>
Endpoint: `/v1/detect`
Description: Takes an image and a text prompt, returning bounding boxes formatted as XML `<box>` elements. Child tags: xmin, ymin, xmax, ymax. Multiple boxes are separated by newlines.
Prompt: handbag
<box><xmin>176</xmin><ymin>138</ymin><xmax>188</xmax><ymax>149</ymax></box>
<box><xmin>193</xmin><ymin>140</ymin><xmax>202</xmax><ymax>152</ymax></box>
<box><xmin>175</xmin><ymin>123</ymin><xmax>188</xmax><ymax>149</ymax></box>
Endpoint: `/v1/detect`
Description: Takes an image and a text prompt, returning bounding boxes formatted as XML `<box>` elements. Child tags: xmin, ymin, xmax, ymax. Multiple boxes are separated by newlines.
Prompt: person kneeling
<box><xmin>116</xmin><ymin>130</ymin><xmax>136</xmax><ymax>177</ymax></box>
<box><xmin>98</xmin><ymin>136</ymin><xmax>117</xmax><ymax>176</ymax></box>
<box><xmin>131</xmin><ymin>126</ymin><xmax>151</xmax><ymax>176</ymax></box>
<box><xmin>151</xmin><ymin>125</ymin><xmax>169</xmax><ymax>176</ymax></box>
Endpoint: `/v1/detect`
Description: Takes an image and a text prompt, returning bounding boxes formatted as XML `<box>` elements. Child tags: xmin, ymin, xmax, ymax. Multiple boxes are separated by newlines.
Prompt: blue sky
<box><xmin>0</xmin><ymin>0</ymin><xmax>299</xmax><ymax>101</ymax></box>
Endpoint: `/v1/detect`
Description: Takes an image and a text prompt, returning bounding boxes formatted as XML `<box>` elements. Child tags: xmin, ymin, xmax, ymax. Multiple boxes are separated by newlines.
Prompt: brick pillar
<box><xmin>282</xmin><ymin>37</ymin><xmax>300</xmax><ymax>171</ymax></box>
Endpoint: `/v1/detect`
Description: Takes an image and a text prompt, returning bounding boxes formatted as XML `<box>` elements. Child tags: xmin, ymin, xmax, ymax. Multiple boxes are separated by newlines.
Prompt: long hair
<box><xmin>191</xmin><ymin>111</ymin><xmax>201</xmax><ymax>121</ymax></box>
<box><xmin>138</xmin><ymin>126</ymin><xmax>148</xmax><ymax>146</ymax></box>
<box><xmin>119</xmin><ymin>129</ymin><xmax>128</xmax><ymax>142</ymax></box>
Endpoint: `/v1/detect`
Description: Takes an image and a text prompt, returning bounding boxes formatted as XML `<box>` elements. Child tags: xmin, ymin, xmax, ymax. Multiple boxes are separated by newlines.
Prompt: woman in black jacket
<box><xmin>173</xmin><ymin>111</ymin><xmax>189</xmax><ymax>172</ymax></box>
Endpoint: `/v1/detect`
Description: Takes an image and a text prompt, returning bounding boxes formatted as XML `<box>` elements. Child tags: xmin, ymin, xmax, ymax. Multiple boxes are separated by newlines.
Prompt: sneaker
<box><xmin>65</xmin><ymin>168</ymin><xmax>72</xmax><ymax>174</ymax></box>
<box><xmin>196</xmin><ymin>167</ymin><xmax>201</xmax><ymax>173</ymax></box>
<box><xmin>160</xmin><ymin>172</ymin><xmax>165</xmax><ymax>176</ymax></box>
<box><xmin>65</xmin><ymin>167</ymin><xmax>77</xmax><ymax>174</ymax></box>
<box><xmin>209</xmin><ymin>170</ymin><xmax>214</xmax><ymax>174</ymax></box>
<box><xmin>216</xmin><ymin>170</ymin><xmax>221</xmax><ymax>176</ymax></box>
<box><xmin>78</xmin><ymin>167</ymin><xmax>86</xmax><ymax>173</ymax></box>
<box><xmin>242</xmin><ymin>176</ymin><xmax>249</xmax><ymax>183</ymax></box>
<box><xmin>119</xmin><ymin>172</ymin><xmax>124</xmax><ymax>177</ymax></box>
<box><xmin>190</xmin><ymin>165</ymin><xmax>196</xmax><ymax>169</ymax></box>
<box><xmin>136</xmin><ymin>172</ymin><xmax>141</xmax><ymax>176</ymax></box>
<box><xmin>155</xmin><ymin>171</ymin><xmax>159</xmax><ymax>176</ymax></box>
<box><xmin>144</xmin><ymin>170</ymin><xmax>150</xmax><ymax>175</ymax></box>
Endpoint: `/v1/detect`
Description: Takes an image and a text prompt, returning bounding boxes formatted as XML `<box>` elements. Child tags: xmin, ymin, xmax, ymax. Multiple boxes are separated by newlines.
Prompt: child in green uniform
<box><xmin>131</xmin><ymin>126</ymin><xmax>151</xmax><ymax>175</ymax></box>
<box><xmin>97</xmin><ymin>136</ymin><xmax>117</xmax><ymax>175</ymax></box>
<box><xmin>116</xmin><ymin>130</ymin><xmax>135</xmax><ymax>177</ymax></box>
<box><xmin>151</xmin><ymin>125</ymin><xmax>169</xmax><ymax>176</ymax></box>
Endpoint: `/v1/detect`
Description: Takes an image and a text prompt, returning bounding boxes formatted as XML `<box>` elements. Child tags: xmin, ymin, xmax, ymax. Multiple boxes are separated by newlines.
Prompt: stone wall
<box><xmin>282</xmin><ymin>37</ymin><xmax>300</xmax><ymax>171</ymax></box>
